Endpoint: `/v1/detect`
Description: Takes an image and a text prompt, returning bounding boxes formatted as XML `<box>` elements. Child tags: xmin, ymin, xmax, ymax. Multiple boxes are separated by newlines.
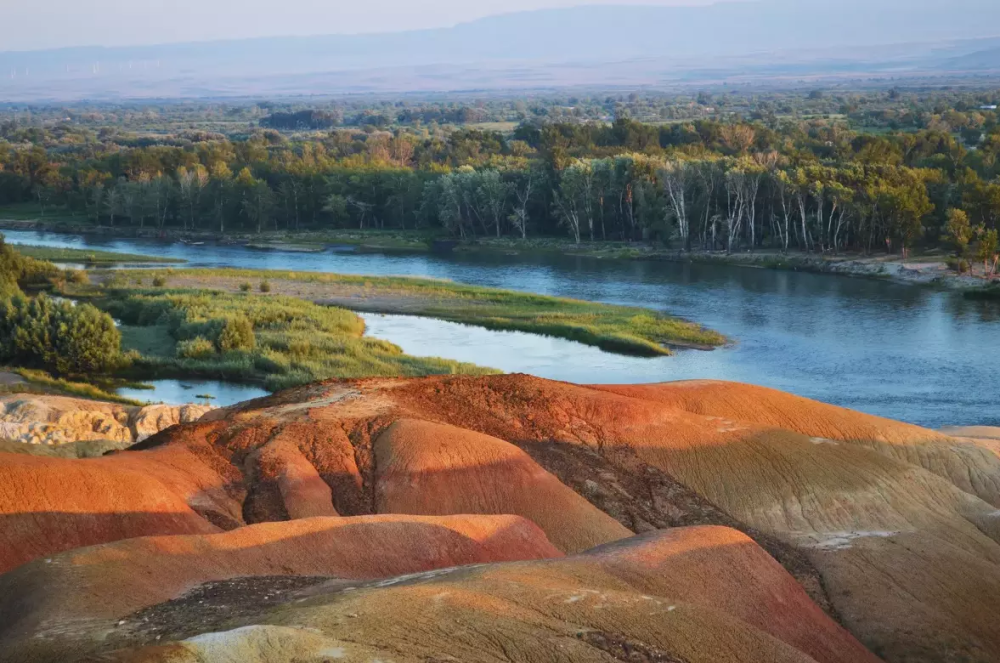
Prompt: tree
<box><xmin>978</xmin><ymin>228</ymin><xmax>999</xmax><ymax>276</ymax></box>
<box><xmin>554</xmin><ymin>163</ymin><xmax>593</xmax><ymax>244</ymax></box>
<box><xmin>178</xmin><ymin>165</ymin><xmax>209</xmax><ymax>230</ymax></box>
<box><xmin>660</xmin><ymin>160</ymin><xmax>694</xmax><ymax>250</ymax></box>
<box><xmin>89</xmin><ymin>181</ymin><xmax>105</xmax><ymax>224</ymax></box>
<box><xmin>475</xmin><ymin>170</ymin><xmax>512</xmax><ymax>238</ymax></box>
<box><xmin>945</xmin><ymin>208</ymin><xmax>973</xmax><ymax>257</ymax></box>
<box><xmin>104</xmin><ymin>185</ymin><xmax>120</xmax><ymax>227</ymax></box>
<box><xmin>508</xmin><ymin>168</ymin><xmax>537</xmax><ymax>239</ymax></box>
<box><xmin>720</xmin><ymin>124</ymin><xmax>756</xmax><ymax>155</ymax></box>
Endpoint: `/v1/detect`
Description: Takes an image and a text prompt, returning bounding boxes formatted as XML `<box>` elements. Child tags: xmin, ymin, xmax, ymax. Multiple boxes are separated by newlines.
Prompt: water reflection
<box><xmin>6</xmin><ymin>230</ymin><xmax>998</xmax><ymax>428</ymax></box>
<box><xmin>117</xmin><ymin>379</ymin><xmax>269</xmax><ymax>407</ymax></box>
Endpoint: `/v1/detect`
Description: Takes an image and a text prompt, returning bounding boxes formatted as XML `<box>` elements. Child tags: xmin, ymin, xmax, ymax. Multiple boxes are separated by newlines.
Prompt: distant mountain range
<box><xmin>3</xmin><ymin>0</ymin><xmax>1000</xmax><ymax>101</ymax></box>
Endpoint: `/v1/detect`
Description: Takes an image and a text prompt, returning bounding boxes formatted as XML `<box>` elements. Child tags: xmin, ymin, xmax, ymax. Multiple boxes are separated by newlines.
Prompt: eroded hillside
<box><xmin>1</xmin><ymin>375</ymin><xmax>998</xmax><ymax>662</ymax></box>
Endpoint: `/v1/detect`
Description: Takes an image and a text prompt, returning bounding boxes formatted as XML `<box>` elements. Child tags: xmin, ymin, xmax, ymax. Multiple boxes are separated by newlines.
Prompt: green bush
<box><xmin>66</xmin><ymin>269</ymin><xmax>90</xmax><ymax>285</ymax></box>
<box><xmin>50</xmin><ymin>303</ymin><xmax>124</xmax><ymax>375</ymax></box>
<box><xmin>217</xmin><ymin>316</ymin><xmax>256</xmax><ymax>352</ymax></box>
<box><xmin>0</xmin><ymin>294</ymin><xmax>123</xmax><ymax>376</ymax></box>
<box><xmin>152</xmin><ymin>275</ymin><xmax>167</xmax><ymax>287</ymax></box>
<box><xmin>176</xmin><ymin>336</ymin><xmax>216</xmax><ymax>359</ymax></box>
<box><xmin>946</xmin><ymin>257</ymin><xmax>971</xmax><ymax>274</ymax></box>
<box><xmin>239</xmin><ymin>282</ymin><xmax>252</xmax><ymax>292</ymax></box>
<box><xmin>259</xmin><ymin>280</ymin><xmax>271</xmax><ymax>293</ymax></box>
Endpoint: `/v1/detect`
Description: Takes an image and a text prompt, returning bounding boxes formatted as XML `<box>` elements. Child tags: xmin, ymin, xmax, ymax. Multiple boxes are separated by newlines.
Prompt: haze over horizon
<box><xmin>4</xmin><ymin>0</ymin><xmax>741</xmax><ymax>51</ymax></box>
<box><xmin>3</xmin><ymin>0</ymin><xmax>1000</xmax><ymax>100</ymax></box>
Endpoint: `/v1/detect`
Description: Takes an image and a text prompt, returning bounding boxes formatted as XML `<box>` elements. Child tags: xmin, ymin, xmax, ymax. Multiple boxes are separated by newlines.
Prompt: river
<box><xmin>5</xmin><ymin>229</ymin><xmax>998</xmax><ymax>428</ymax></box>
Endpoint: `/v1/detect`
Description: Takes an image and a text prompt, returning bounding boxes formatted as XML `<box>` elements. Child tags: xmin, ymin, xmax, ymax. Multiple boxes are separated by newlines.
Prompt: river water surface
<box><xmin>6</xmin><ymin>229</ymin><xmax>998</xmax><ymax>428</ymax></box>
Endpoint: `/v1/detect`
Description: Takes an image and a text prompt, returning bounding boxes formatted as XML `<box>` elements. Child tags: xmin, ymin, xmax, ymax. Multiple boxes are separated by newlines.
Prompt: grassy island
<box><xmin>96</xmin><ymin>267</ymin><xmax>725</xmax><ymax>355</ymax></box>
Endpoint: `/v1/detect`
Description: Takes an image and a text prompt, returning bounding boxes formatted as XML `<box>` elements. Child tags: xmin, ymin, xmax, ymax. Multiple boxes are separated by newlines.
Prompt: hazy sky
<box><xmin>2</xmin><ymin>0</ymin><xmax>739</xmax><ymax>51</ymax></box>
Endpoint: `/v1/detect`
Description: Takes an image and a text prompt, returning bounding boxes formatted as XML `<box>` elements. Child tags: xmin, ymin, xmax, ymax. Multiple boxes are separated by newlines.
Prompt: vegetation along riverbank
<box><xmin>13</xmin><ymin>244</ymin><xmax>185</xmax><ymax>265</ymax></box>
<box><xmin>89</xmin><ymin>268</ymin><xmax>725</xmax><ymax>356</ymax></box>
<box><xmin>3</xmin><ymin>236</ymin><xmax>725</xmax><ymax>395</ymax></box>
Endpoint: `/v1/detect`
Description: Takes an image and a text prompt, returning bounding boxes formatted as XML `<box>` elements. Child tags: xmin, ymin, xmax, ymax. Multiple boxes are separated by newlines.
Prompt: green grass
<box><xmin>109</xmin><ymin>267</ymin><xmax>727</xmax><ymax>355</ymax></box>
<box><xmin>0</xmin><ymin>203</ymin><xmax>81</xmax><ymax>223</ymax></box>
<box><xmin>98</xmin><ymin>288</ymin><xmax>498</xmax><ymax>392</ymax></box>
<box><xmin>14</xmin><ymin>245</ymin><xmax>184</xmax><ymax>265</ymax></box>
<box><xmin>120</xmin><ymin>324</ymin><xmax>178</xmax><ymax>357</ymax></box>
<box><xmin>10</xmin><ymin>368</ymin><xmax>144</xmax><ymax>405</ymax></box>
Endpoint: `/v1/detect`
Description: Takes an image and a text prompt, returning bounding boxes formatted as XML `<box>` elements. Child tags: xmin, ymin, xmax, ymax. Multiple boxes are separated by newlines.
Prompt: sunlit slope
<box><xmin>1</xmin><ymin>374</ymin><xmax>997</xmax><ymax>661</ymax></box>
<box><xmin>63</xmin><ymin>527</ymin><xmax>879</xmax><ymax>663</ymax></box>
<box><xmin>0</xmin><ymin>514</ymin><xmax>560</xmax><ymax>663</ymax></box>
<box><xmin>374</xmin><ymin>418</ymin><xmax>633</xmax><ymax>553</ymax></box>
<box><xmin>596</xmin><ymin>381</ymin><xmax>1000</xmax><ymax>508</ymax></box>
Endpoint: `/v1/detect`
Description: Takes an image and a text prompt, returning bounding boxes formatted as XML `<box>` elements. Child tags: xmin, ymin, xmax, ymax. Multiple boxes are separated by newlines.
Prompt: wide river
<box><xmin>6</xmin><ymin>229</ymin><xmax>998</xmax><ymax>428</ymax></box>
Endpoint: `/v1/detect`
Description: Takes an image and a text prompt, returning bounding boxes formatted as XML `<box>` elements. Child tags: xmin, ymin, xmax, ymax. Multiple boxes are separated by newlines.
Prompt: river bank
<box><xmin>87</xmin><ymin>268</ymin><xmax>727</xmax><ymax>355</ymax></box>
<box><xmin>4</xmin><ymin>217</ymin><xmax>992</xmax><ymax>290</ymax></box>
<box><xmin>5</xmin><ymin>226</ymin><xmax>998</xmax><ymax>428</ymax></box>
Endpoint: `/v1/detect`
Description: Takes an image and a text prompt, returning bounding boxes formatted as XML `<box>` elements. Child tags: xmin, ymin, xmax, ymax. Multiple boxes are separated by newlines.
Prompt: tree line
<box><xmin>1</xmin><ymin>116</ymin><xmax>1000</xmax><ymax>269</ymax></box>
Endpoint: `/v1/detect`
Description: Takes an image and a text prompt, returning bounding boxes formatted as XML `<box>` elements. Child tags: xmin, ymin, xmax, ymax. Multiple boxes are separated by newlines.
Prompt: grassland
<box><xmin>0</xmin><ymin>368</ymin><xmax>145</xmax><ymax>406</ymax></box>
<box><xmin>13</xmin><ymin>245</ymin><xmax>184</xmax><ymax>265</ymax></box>
<box><xmin>98</xmin><ymin>268</ymin><xmax>726</xmax><ymax>356</ymax></box>
<box><xmin>94</xmin><ymin>286</ymin><xmax>497</xmax><ymax>392</ymax></box>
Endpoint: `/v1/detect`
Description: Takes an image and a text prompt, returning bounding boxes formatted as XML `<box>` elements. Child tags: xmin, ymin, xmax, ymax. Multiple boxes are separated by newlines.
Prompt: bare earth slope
<box><xmin>0</xmin><ymin>375</ymin><xmax>998</xmax><ymax>662</ymax></box>
<box><xmin>0</xmin><ymin>514</ymin><xmax>561</xmax><ymax>663</ymax></box>
<box><xmin>72</xmin><ymin>527</ymin><xmax>878</xmax><ymax>663</ymax></box>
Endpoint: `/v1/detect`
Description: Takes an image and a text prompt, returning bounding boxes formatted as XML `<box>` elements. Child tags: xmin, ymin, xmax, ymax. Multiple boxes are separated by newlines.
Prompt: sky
<box><xmin>2</xmin><ymin>0</ymin><xmax>739</xmax><ymax>52</ymax></box>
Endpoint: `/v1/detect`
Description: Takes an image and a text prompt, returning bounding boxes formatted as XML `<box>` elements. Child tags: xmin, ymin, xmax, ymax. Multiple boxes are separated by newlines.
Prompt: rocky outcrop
<box><xmin>1</xmin><ymin>375</ymin><xmax>998</xmax><ymax>662</ymax></box>
<box><xmin>0</xmin><ymin>395</ymin><xmax>213</xmax><ymax>446</ymax></box>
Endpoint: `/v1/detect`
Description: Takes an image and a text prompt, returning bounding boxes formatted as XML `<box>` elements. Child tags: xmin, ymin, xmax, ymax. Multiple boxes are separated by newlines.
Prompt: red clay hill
<box><xmin>1</xmin><ymin>375</ymin><xmax>998</xmax><ymax>663</ymax></box>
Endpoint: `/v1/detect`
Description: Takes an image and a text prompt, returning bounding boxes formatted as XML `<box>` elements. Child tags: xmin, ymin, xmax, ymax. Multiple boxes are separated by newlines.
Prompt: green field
<box><xmin>100</xmin><ymin>267</ymin><xmax>727</xmax><ymax>357</ymax></box>
<box><xmin>99</xmin><ymin>287</ymin><xmax>497</xmax><ymax>391</ymax></box>
<box><xmin>14</xmin><ymin>245</ymin><xmax>184</xmax><ymax>265</ymax></box>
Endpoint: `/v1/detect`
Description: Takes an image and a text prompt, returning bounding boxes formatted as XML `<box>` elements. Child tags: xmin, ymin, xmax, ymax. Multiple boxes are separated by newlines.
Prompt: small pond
<box><xmin>116</xmin><ymin>379</ymin><xmax>270</xmax><ymax>407</ymax></box>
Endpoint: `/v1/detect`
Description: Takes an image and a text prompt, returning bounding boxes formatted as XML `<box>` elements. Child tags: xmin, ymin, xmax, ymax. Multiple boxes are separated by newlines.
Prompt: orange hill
<box><xmin>1</xmin><ymin>375</ymin><xmax>998</xmax><ymax>662</ymax></box>
<box><xmin>30</xmin><ymin>527</ymin><xmax>879</xmax><ymax>663</ymax></box>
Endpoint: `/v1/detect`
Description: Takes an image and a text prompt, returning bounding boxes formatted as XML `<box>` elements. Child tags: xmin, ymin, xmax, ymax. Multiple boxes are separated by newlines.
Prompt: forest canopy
<box><xmin>2</xmin><ymin>88</ymin><xmax>1000</xmax><ymax>269</ymax></box>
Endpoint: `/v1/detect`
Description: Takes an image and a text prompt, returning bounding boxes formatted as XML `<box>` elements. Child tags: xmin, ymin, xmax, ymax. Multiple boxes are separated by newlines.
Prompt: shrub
<box><xmin>239</xmin><ymin>282</ymin><xmax>252</xmax><ymax>292</ymax></box>
<box><xmin>217</xmin><ymin>316</ymin><xmax>256</xmax><ymax>352</ymax></box>
<box><xmin>49</xmin><ymin>303</ymin><xmax>124</xmax><ymax>375</ymax></box>
<box><xmin>0</xmin><ymin>294</ymin><xmax>122</xmax><ymax>375</ymax></box>
<box><xmin>152</xmin><ymin>275</ymin><xmax>167</xmax><ymax>287</ymax></box>
<box><xmin>177</xmin><ymin>336</ymin><xmax>216</xmax><ymax>359</ymax></box>
<box><xmin>946</xmin><ymin>257</ymin><xmax>971</xmax><ymax>274</ymax></box>
<box><xmin>287</xmin><ymin>338</ymin><xmax>312</xmax><ymax>357</ymax></box>
<box><xmin>259</xmin><ymin>280</ymin><xmax>271</xmax><ymax>293</ymax></box>
<box><xmin>66</xmin><ymin>269</ymin><xmax>90</xmax><ymax>285</ymax></box>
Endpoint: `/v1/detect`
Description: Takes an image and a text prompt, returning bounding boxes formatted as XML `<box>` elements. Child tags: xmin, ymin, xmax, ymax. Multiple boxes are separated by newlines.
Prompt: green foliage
<box><xmin>977</xmin><ymin>228</ymin><xmax>999</xmax><ymax>275</ymax></box>
<box><xmin>176</xmin><ymin>336</ymin><xmax>216</xmax><ymax>359</ymax></box>
<box><xmin>0</xmin><ymin>234</ymin><xmax>59</xmax><ymax>296</ymax></box>
<box><xmin>239</xmin><ymin>282</ymin><xmax>252</xmax><ymax>292</ymax></box>
<box><xmin>130</xmin><ymin>267</ymin><xmax>726</xmax><ymax>355</ymax></box>
<box><xmin>217</xmin><ymin>316</ymin><xmax>256</xmax><ymax>352</ymax></box>
<box><xmin>9</xmin><ymin>369</ymin><xmax>144</xmax><ymax>406</ymax></box>
<box><xmin>946</xmin><ymin>257</ymin><xmax>971</xmax><ymax>273</ymax></box>
<box><xmin>97</xmin><ymin>287</ymin><xmax>493</xmax><ymax>391</ymax></box>
<box><xmin>259</xmin><ymin>280</ymin><xmax>271</xmax><ymax>293</ymax></box>
<box><xmin>66</xmin><ymin>269</ymin><xmax>90</xmax><ymax>285</ymax></box>
<box><xmin>4</xmin><ymin>91</ymin><xmax>1000</xmax><ymax>256</ymax></box>
<box><xmin>0</xmin><ymin>294</ymin><xmax>124</xmax><ymax>376</ymax></box>
<box><xmin>945</xmin><ymin>209</ymin><xmax>973</xmax><ymax>255</ymax></box>
<box><xmin>152</xmin><ymin>275</ymin><xmax>167</xmax><ymax>287</ymax></box>
<box><xmin>13</xmin><ymin>245</ymin><xmax>183</xmax><ymax>265</ymax></box>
